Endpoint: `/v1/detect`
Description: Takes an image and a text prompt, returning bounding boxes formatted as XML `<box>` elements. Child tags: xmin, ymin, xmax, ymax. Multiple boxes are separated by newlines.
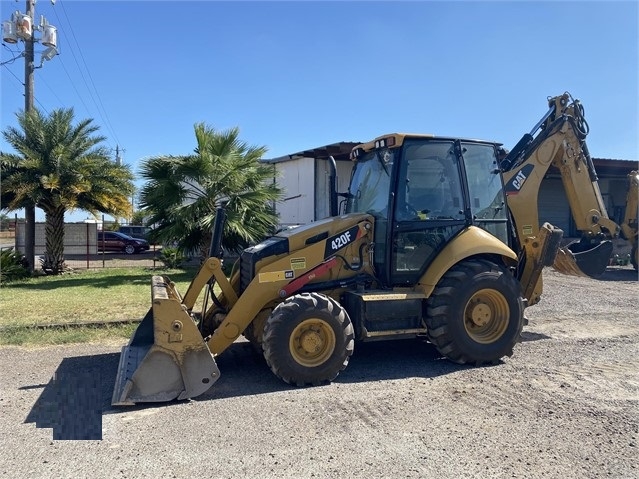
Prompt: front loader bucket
<box><xmin>112</xmin><ymin>276</ymin><xmax>220</xmax><ymax>406</ymax></box>
<box><xmin>553</xmin><ymin>240</ymin><xmax>613</xmax><ymax>278</ymax></box>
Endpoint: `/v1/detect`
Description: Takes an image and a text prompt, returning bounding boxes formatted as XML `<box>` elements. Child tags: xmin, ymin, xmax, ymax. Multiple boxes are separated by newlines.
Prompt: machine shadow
<box><xmin>197</xmin><ymin>338</ymin><xmax>479</xmax><ymax>402</ymax></box>
<box><xmin>24</xmin><ymin>336</ymin><xmax>521</xmax><ymax>429</ymax></box>
<box><xmin>23</xmin><ymin>352</ymin><xmax>121</xmax><ymax>440</ymax></box>
<box><xmin>599</xmin><ymin>267</ymin><xmax>638</xmax><ymax>282</ymax></box>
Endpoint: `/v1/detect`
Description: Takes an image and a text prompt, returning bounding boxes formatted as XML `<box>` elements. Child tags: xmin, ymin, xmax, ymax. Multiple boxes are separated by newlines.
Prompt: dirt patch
<box><xmin>0</xmin><ymin>266</ymin><xmax>637</xmax><ymax>478</ymax></box>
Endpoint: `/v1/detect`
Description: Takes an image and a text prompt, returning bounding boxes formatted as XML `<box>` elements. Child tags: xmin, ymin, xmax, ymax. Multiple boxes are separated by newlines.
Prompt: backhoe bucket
<box><xmin>112</xmin><ymin>276</ymin><xmax>220</xmax><ymax>406</ymax></box>
<box><xmin>553</xmin><ymin>240</ymin><xmax>613</xmax><ymax>278</ymax></box>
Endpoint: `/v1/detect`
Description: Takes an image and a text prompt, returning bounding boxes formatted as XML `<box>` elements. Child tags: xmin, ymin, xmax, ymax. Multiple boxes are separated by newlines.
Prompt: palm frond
<box><xmin>140</xmin><ymin>124</ymin><xmax>282</xmax><ymax>253</ymax></box>
<box><xmin>1</xmin><ymin>107</ymin><xmax>135</xmax><ymax>273</ymax></box>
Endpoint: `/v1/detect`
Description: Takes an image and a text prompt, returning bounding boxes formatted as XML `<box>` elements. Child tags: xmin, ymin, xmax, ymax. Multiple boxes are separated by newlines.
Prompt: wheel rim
<box><xmin>463</xmin><ymin>288</ymin><xmax>510</xmax><ymax>344</ymax></box>
<box><xmin>289</xmin><ymin>318</ymin><xmax>336</xmax><ymax>367</ymax></box>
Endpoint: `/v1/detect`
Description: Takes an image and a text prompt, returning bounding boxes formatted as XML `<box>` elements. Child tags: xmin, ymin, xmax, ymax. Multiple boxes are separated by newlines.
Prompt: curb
<box><xmin>0</xmin><ymin>319</ymin><xmax>142</xmax><ymax>332</ymax></box>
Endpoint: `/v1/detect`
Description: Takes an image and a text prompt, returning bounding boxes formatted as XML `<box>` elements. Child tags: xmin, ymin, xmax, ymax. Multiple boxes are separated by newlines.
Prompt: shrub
<box><xmin>159</xmin><ymin>246</ymin><xmax>186</xmax><ymax>269</ymax></box>
<box><xmin>0</xmin><ymin>248</ymin><xmax>30</xmax><ymax>282</ymax></box>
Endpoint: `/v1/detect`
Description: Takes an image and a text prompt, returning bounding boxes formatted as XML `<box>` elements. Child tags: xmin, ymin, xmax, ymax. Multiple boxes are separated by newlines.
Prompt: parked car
<box><xmin>118</xmin><ymin>225</ymin><xmax>153</xmax><ymax>242</ymax></box>
<box><xmin>97</xmin><ymin>231</ymin><xmax>150</xmax><ymax>255</ymax></box>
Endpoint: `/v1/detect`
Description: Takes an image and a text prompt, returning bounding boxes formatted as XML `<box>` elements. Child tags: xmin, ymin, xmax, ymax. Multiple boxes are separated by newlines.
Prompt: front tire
<box><xmin>262</xmin><ymin>292</ymin><xmax>354</xmax><ymax>387</ymax></box>
<box><xmin>425</xmin><ymin>258</ymin><xmax>524</xmax><ymax>365</ymax></box>
<box><xmin>124</xmin><ymin>244</ymin><xmax>135</xmax><ymax>255</ymax></box>
<box><xmin>243</xmin><ymin>309</ymin><xmax>271</xmax><ymax>353</ymax></box>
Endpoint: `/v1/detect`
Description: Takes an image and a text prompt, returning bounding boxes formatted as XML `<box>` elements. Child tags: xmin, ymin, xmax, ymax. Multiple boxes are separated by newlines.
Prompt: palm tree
<box><xmin>139</xmin><ymin>124</ymin><xmax>282</xmax><ymax>257</ymax></box>
<box><xmin>1</xmin><ymin>108</ymin><xmax>135</xmax><ymax>274</ymax></box>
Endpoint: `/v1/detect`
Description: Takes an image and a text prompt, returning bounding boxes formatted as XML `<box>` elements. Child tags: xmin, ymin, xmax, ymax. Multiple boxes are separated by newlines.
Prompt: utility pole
<box><xmin>2</xmin><ymin>0</ymin><xmax>58</xmax><ymax>272</ymax></box>
<box><xmin>24</xmin><ymin>0</ymin><xmax>36</xmax><ymax>272</ymax></box>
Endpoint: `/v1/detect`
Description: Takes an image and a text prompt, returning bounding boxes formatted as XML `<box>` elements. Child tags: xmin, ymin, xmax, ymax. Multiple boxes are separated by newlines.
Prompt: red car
<box><xmin>97</xmin><ymin>231</ymin><xmax>150</xmax><ymax>255</ymax></box>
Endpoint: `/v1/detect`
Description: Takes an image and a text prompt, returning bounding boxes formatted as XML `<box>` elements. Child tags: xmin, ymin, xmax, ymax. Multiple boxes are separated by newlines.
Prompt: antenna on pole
<box><xmin>114</xmin><ymin>145</ymin><xmax>126</xmax><ymax>166</ymax></box>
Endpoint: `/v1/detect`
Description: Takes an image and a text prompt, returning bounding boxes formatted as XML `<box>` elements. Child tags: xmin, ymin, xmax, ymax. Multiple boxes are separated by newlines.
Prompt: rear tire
<box><xmin>631</xmin><ymin>244</ymin><xmax>638</xmax><ymax>271</ymax></box>
<box><xmin>425</xmin><ymin>258</ymin><xmax>524</xmax><ymax>365</ymax></box>
<box><xmin>262</xmin><ymin>292</ymin><xmax>354</xmax><ymax>387</ymax></box>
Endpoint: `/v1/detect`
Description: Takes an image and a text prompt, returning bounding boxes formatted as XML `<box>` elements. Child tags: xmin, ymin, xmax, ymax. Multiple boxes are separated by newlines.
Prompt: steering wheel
<box><xmin>405</xmin><ymin>203</ymin><xmax>420</xmax><ymax>217</ymax></box>
<box><xmin>398</xmin><ymin>203</ymin><xmax>426</xmax><ymax>220</ymax></box>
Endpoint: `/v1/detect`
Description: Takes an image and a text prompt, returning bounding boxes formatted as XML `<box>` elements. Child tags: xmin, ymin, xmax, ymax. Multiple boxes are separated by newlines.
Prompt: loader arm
<box><xmin>206</xmin><ymin>216</ymin><xmax>374</xmax><ymax>355</ymax></box>
<box><xmin>181</xmin><ymin>257</ymin><xmax>239</xmax><ymax>310</ymax></box>
<box><xmin>502</xmin><ymin>93</ymin><xmax>620</xmax><ymax>296</ymax></box>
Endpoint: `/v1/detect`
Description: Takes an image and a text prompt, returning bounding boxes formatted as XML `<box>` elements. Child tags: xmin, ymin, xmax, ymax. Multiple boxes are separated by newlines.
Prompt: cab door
<box><xmin>460</xmin><ymin>142</ymin><xmax>509</xmax><ymax>245</ymax></box>
<box><xmin>390</xmin><ymin>139</ymin><xmax>468</xmax><ymax>286</ymax></box>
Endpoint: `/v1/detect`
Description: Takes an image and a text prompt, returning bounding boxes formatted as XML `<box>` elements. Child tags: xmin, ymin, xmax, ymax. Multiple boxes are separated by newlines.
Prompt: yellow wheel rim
<box><xmin>289</xmin><ymin>319</ymin><xmax>336</xmax><ymax>367</ymax></box>
<box><xmin>463</xmin><ymin>288</ymin><xmax>510</xmax><ymax>344</ymax></box>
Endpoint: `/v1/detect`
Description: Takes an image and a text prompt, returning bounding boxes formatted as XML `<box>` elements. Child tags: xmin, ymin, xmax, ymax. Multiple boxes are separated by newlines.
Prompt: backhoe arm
<box><xmin>503</xmin><ymin>93</ymin><xmax>619</xmax><ymax>291</ymax></box>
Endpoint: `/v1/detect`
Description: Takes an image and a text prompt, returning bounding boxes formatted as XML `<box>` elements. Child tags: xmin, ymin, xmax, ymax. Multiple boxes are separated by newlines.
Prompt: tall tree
<box><xmin>139</xmin><ymin>124</ymin><xmax>282</xmax><ymax>256</ymax></box>
<box><xmin>1</xmin><ymin>108</ymin><xmax>134</xmax><ymax>274</ymax></box>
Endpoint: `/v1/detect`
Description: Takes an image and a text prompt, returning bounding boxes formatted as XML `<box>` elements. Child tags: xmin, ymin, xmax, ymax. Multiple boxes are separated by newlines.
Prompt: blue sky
<box><xmin>1</xmin><ymin>0</ymin><xmax>638</xmax><ymax>222</ymax></box>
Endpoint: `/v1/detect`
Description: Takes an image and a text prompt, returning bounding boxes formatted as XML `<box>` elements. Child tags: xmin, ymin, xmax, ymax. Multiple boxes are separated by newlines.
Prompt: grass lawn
<box><xmin>0</xmin><ymin>267</ymin><xmax>200</xmax><ymax>346</ymax></box>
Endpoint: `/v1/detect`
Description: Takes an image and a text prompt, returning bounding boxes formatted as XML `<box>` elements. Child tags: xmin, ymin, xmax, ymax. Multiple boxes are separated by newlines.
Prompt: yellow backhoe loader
<box><xmin>112</xmin><ymin>92</ymin><xmax>636</xmax><ymax>406</ymax></box>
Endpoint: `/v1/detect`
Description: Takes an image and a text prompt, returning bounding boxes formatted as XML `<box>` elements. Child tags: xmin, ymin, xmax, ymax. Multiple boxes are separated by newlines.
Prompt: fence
<box><xmin>58</xmin><ymin>245</ymin><xmax>166</xmax><ymax>270</ymax></box>
<box><xmin>10</xmin><ymin>220</ymin><xmax>185</xmax><ymax>270</ymax></box>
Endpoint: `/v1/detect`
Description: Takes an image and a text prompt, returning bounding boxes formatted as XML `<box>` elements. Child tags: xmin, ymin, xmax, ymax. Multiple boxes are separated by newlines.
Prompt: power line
<box><xmin>50</xmin><ymin>0</ymin><xmax>121</xmax><ymax>148</ymax></box>
<box><xmin>58</xmin><ymin>0</ymin><xmax>121</xmax><ymax>148</ymax></box>
<box><xmin>1</xmin><ymin>42</ymin><xmax>24</xmax><ymax>66</ymax></box>
<box><xmin>50</xmin><ymin>52</ymin><xmax>95</xmax><ymax>121</ymax></box>
<box><xmin>36</xmin><ymin>70</ymin><xmax>65</xmax><ymax>111</ymax></box>
<box><xmin>1</xmin><ymin>61</ymin><xmax>24</xmax><ymax>87</ymax></box>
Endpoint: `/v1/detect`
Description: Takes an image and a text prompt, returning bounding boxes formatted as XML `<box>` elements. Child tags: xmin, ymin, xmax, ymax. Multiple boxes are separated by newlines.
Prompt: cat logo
<box><xmin>258</xmin><ymin>270</ymin><xmax>295</xmax><ymax>283</ymax></box>
<box><xmin>505</xmin><ymin>164</ymin><xmax>534</xmax><ymax>195</ymax></box>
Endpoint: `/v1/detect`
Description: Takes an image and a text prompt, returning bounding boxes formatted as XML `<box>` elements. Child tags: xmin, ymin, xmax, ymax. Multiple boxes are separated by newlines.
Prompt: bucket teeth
<box><xmin>553</xmin><ymin>240</ymin><xmax>613</xmax><ymax>278</ymax></box>
<box><xmin>553</xmin><ymin>248</ymin><xmax>588</xmax><ymax>277</ymax></box>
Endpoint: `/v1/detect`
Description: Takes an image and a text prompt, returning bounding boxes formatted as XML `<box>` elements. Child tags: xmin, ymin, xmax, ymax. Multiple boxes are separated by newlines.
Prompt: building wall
<box><xmin>538</xmin><ymin>178</ymin><xmax>571</xmax><ymax>233</ymax></box>
<box><xmin>273</xmin><ymin>157</ymin><xmax>316</xmax><ymax>226</ymax></box>
<box><xmin>15</xmin><ymin>222</ymin><xmax>98</xmax><ymax>255</ymax></box>
<box><xmin>272</xmin><ymin>157</ymin><xmax>355</xmax><ymax>225</ymax></box>
<box><xmin>602</xmin><ymin>177</ymin><xmax>633</xmax><ymax>227</ymax></box>
<box><xmin>314</xmin><ymin>159</ymin><xmax>354</xmax><ymax>220</ymax></box>
<box><xmin>537</xmin><ymin>175</ymin><xmax>634</xmax><ymax>256</ymax></box>
<box><xmin>538</xmin><ymin>176</ymin><xmax>633</xmax><ymax>237</ymax></box>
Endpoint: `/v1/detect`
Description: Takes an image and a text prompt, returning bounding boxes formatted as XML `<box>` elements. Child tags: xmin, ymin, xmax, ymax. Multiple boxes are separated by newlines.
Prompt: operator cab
<box><xmin>345</xmin><ymin>134</ymin><xmax>509</xmax><ymax>287</ymax></box>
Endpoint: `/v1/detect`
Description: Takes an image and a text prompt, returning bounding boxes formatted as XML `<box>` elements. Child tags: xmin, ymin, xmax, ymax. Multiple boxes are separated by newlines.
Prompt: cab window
<box><xmin>462</xmin><ymin>143</ymin><xmax>508</xmax><ymax>244</ymax></box>
<box><xmin>395</xmin><ymin>141</ymin><xmax>465</xmax><ymax>221</ymax></box>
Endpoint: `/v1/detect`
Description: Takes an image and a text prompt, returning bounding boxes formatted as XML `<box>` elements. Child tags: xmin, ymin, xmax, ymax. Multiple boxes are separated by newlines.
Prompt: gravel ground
<box><xmin>1</xmin><ymin>267</ymin><xmax>637</xmax><ymax>479</ymax></box>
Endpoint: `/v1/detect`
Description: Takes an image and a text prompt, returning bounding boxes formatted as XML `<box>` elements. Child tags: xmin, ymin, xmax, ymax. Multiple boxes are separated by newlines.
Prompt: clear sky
<box><xmin>1</xmin><ymin>0</ymin><xmax>638</xmax><ymax>222</ymax></box>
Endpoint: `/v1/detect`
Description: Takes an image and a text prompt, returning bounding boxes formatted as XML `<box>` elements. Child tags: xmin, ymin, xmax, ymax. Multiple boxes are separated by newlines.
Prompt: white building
<box><xmin>264</xmin><ymin>141</ymin><xmax>358</xmax><ymax>227</ymax></box>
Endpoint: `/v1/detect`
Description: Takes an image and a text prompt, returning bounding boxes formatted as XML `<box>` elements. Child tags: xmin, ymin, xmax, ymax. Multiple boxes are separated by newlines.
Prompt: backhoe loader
<box><xmin>112</xmin><ymin>92</ymin><xmax>635</xmax><ymax>406</ymax></box>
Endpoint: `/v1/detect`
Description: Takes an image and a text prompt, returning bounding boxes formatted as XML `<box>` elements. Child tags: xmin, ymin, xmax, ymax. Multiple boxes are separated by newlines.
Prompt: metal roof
<box><xmin>589</xmin><ymin>158</ymin><xmax>638</xmax><ymax>177</ymax></box>
<box><xmin>263</xmin><ymin>141</ymin><xmax>637</xmax><ymax>176</ymax></box>
<box><xmin>264</xmin><ymin>141</ymin><xmax>360</xmax><ymax>164</ymax></box>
